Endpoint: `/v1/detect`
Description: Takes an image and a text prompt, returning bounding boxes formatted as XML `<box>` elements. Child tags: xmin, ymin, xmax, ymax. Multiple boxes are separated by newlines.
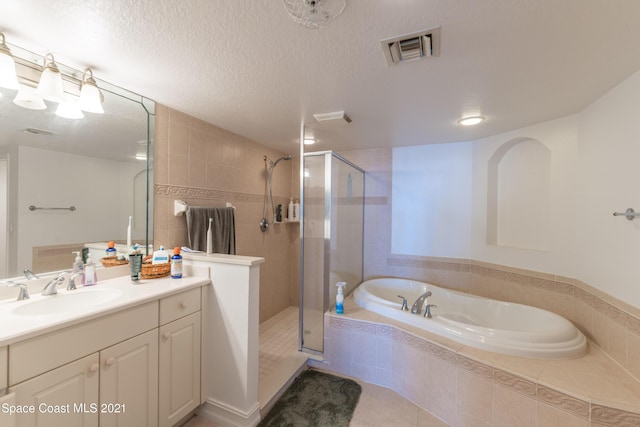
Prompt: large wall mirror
<box><xmin>0</xmin><ymin>42</ymin><xmax>154</xmax><ymax>280</ymax></box>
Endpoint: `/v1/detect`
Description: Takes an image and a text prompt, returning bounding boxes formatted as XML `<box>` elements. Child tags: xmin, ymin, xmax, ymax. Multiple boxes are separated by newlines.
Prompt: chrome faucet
<box><xmin>410</xmin><ymin>291</ymin><xmax>432</xmax><ymax>315</ymax></box>
<box><xmin>23</xmin><ymin>269</ymin><xmax>39</xmax><ymax>280</ymax></box>
<box><xmin>5</xmin><ymin>281</ymin><xmax>30</xmax><ymax>301</ymax></box>
<box><xmin>397</xmin><ymin>295</ymin><xmax>409</xmax><ymax>311</ymax></box>
<box><xmin>67</xmin><ymin>273</ymin><xmax>81</xmax><ymax>291</ymax></box>
<box><xmin>424</xmin><ymin>303</ymin><xmax>437</xmax><ymax>318</ymax></box>
<box><xmin>42</xmin><ymin>272</ymin><xmax>66</xmax><ymax>296</ymax></box>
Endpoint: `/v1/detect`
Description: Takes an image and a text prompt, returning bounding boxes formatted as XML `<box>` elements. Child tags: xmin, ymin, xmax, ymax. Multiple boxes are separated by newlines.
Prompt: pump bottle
<box><xmin>71</xmin><ymin>251</ymin><xmax>83</xmax><ymax>274</ymax></box>
<box><xmin>83</xmin><ymin>257</ymin><xmax>98</xmax><ymax>286</ymax></box>
<box><xmin>171</xmin><ymin>247</ymin><xmax>183</xmax><ymax>279</ymax></box>
<box><xmin>288</xmin><ymin>198</ymin><xmax>294</xmax><ymax>221</ymax></box>
<box><xmin>106</xmin><ymin>241</ymin><xmax>116</xmax><ymax>257</ymax></box>
<box><xmin>336</xmin><ymin>282</ymin><xmax>347</xmax><ymax>314</ymax></box>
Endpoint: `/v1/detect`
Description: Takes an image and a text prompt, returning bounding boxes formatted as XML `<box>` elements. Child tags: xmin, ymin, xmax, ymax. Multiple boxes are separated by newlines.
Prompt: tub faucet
<box><xmin>411</xmin><ymin>291</ymin><xmax>432</xmax><ymax>315</ymax></box>
<box><xmin>42</xmin><ymin>272</ymin><xmax>66</xmax><ymax>296</ymax></box>
<box><xmin>424</xmin><ymin>304</ymin><xmax>437</xmax><ymax>319</ymax></box>
<box><xmin>397</xmin><ymin>295</ymin><xmax>409</xmax><ymax>311</ymax></box>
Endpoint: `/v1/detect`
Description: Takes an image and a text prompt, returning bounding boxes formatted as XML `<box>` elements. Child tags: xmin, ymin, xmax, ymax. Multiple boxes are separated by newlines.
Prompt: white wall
<box><xmin>575</xmin><ymin>70</ymin><xmax>640</xmax><ymax>306</ymax></box>
<box><xmin>470</xmin><ymin>116</ymin><xmax>578</xmax><ymax>276</ymax></box>
<box><xmin>17</xmin><ymin>146</ymin><xmax>144</xmax><ymax>271</ymax></box>
<box><xmin>391</xmin><ymin>68</ymin><xmax>640</xmax><ymax>308</ymax></box>
<box><xmin>392</xmin><ymin>142</ymin><xmax>472</xmax><ymax>258</ymax></box>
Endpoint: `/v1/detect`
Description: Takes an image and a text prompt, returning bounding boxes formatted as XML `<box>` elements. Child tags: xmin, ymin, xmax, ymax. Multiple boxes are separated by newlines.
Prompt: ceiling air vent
<box><xmin>381</xmin><ymin>26</ymin><xmax>441</xmax><ymax>66</ymax></box>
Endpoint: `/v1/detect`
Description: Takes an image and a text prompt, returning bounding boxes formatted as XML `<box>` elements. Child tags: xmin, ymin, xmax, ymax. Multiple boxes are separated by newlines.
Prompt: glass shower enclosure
<box><xmin>300</xmin><ymin>151</ymin><xmax>365</xmax><ymax>354</ymax></box>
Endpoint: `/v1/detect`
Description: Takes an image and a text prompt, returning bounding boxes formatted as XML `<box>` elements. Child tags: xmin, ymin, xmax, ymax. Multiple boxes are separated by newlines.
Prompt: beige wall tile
<box><xmin>154</xmin><ymin>104</ymin><xmax>296</xmax><ymax>323</ymax></box>
<box><xmin>627</xmin><ymin>331</ymin><xmax>640</xmax><ymax>381</ymax></box>
<box><xmin>535</xmin><ymin>402</ymin><xmax>588</xmax><ymax>427</ymax></box>
<box><xmin>608</xmin><ymin>319</ymin><xmax>628</xmax><ymax>369</ymax></box>
<box><xmin>457</xmin><ymin>369</ymin><xmax>493</xmax><ymax>425</ymax></box>
<box><xmin>492</xmin><ymin>384</ymin><xmax>536</xmax><ymax>427</ymax></box>
<box><xmin>426</xmin><ymin>350</ymin><xmax>457</xmax><ymax>426</ymax></box>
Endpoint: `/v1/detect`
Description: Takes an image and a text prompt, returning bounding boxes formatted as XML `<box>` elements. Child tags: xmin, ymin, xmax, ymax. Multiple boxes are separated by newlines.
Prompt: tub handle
<box><xmin>397</xmin><ymin>295</ymin><xmax>409</xmax><ymax>311</ymax></box>
<box><xmin>424</xmin><ymin>304</ymin><xmax>437</xmax><ymax>319</ymax></box>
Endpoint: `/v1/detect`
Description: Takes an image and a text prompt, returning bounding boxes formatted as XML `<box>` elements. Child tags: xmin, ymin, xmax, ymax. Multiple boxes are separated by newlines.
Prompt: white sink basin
<box><xmin>12</xmin><ymin>288</ymin><xmax>123</xmax><ymax>316</ymax></box>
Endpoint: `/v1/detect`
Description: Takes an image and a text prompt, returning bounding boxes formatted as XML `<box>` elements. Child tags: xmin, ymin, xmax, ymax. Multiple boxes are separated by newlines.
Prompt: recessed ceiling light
<box><xmin>458</xmin><ymin>116</ymin><xmax>485</xmax><ymax>126</ymax></box>
<box><xmin>304</xmin><ymin>138</ymin><xmax>316</xmax><ymax>145</ymax></box>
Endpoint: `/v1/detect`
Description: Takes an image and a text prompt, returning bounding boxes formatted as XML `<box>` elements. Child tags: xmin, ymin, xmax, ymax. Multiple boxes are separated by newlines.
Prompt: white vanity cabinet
<box><xmin>8</xmin><ymin>330</ymin><xmax>159</xmax><ymax>427</ymax></box>
<box><xmin>2</xmin><ymin>283</ymin><xmax>204</xmax><ymax>427</ymax></box>
<box><xmin>10</xmin><ymin>354</ymin><xmax>100</xmax><ymax>427</ymax></box>
<box><xmin>158</xmin><ymin>287</ymin><xmax>202</xmax><ymax>427</ymax></box>
<box><xmin>100</xmin><ymin>329</ymin><xmax>158</xmax><ymax>427</ymax></box>
<box><xmin>0</xmin><ymin>346</ymin><xmax>7</xmax><ymax>393</ymax></box>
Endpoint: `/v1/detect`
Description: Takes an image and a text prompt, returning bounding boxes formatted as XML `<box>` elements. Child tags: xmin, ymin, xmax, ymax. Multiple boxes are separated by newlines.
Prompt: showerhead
<box><xmin>265</xmin><ymin>154</ymin><xmax>292</xmax><ymax>168</ymax></box>
<box><xmin>275</xmin><ymin>155</ymin><xmax>292</xmax><ymax>166</ymax></box>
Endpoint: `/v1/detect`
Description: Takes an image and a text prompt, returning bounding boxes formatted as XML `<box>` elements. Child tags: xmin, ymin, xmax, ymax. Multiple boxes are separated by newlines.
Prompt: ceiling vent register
<box><xmin>381</xmin><ymin>26</ymin><xmax>441</xmax><ymax>66</ymax></box>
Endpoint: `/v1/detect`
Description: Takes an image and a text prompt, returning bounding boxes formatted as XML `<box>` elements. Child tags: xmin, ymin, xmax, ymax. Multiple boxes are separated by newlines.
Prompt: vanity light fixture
<box><xmin>458</xmin><ymin>116</ymin><xmax>485</xmax><ymax>126</ymax></box>
<box><xmin>55</xmin><ymin>96</ymin><xmax>84</xmax><ymax>119</ymax></box>
<box><xmin>0</xmin><ymin>33</ymin><xmax>20</xmax><ymax>90</ymax></box>
<box><xmin>78</xmin><ymin>68</ymin><xmax>104</xmax><ymax>114</ymax></box>
<box><xmin>36</xmin><ymin>53</ymin><xmax>65</xmax><ymax>102</ymax></box>
<box><xmin>13</xmin><ymin>85</ymin><xmax>46</xmax><ymax>110</ymax></box>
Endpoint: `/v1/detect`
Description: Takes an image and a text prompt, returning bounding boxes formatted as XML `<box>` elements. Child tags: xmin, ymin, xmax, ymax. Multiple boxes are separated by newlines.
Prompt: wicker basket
<box><xmin>140</xmin><ymin>257</ymin><xmax>170</xmax><ymax>279</ymax></box>
<box><xmin>101</xmin><ymin>256</ymin><xmax>129</xmax><ymax>267</ymax></box>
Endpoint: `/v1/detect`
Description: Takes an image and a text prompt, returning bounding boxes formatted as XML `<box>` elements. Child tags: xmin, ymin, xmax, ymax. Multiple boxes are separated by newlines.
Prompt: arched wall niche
<box><xmin>487</xmin><ymin>137</ymin><xmax>551</xmax><ymax>251</ymax></box>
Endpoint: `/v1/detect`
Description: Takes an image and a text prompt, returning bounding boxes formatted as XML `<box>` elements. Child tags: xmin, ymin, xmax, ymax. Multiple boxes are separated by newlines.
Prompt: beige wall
<box><xmin>153</xmin><ymin>104</ymin><xmax>299</xmax><ymax>322</ymax></box>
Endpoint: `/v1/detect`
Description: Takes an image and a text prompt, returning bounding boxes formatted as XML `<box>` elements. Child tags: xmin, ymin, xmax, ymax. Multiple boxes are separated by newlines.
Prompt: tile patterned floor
<box><xmin>258</xmin><ymin>306</ymin><xmax>300</xmax><ymax>382</ymax></box>
<box><xmin>182</xmin><ymin>305</ymin><xmax>450</xmax><ymax>426</ymax></box>
<box><xmin>184</xmin><ymin>378</ymin><xmax>449</xmax><ymax>427</ymax></box>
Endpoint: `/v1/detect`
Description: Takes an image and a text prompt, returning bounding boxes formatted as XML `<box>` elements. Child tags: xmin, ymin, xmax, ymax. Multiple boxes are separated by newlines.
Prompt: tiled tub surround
<box><xmin>323</xmin><ymin>298</ymin><xmax>640</xmax><ymax>427</ymax></box>
<box><xmin>317</xmin><ymin>257</ymin><xmax>640</xmax><ymax>426</ymax></box>
<box><xmin>384</xmin><ymin>256</ymin><xmax>640</xmax><ymax>384</ymax></box>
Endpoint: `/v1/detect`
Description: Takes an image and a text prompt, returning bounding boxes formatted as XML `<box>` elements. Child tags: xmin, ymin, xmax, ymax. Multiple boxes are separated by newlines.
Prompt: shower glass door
<box><xmin>300</xmin><ymin>151</ymin><xmax>364</xmax><ymax>354</ymax></box>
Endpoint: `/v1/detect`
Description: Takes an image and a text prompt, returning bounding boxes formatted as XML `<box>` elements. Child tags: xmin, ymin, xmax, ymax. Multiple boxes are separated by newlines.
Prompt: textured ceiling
<box><xmin>2</xmin><ymin>0</ymin><xmax>640</xmax><ymax>155</ymax></box>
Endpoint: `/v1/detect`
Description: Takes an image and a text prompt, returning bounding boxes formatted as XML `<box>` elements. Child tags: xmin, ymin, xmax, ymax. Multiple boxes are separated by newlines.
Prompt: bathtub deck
<box><xmin>321</xmin><ymin>295</ymin><xmax>640</xmax><ymax>426</ymax></box>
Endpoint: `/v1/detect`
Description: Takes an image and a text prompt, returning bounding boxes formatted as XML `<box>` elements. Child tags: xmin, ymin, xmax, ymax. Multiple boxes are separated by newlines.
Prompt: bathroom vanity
<box><xmin>0</xmin><ymin>252</ymin><xmax>265</xmax><ymax>427</ymax></box>
<box><xmin>0</xmin><ymin>271</ymin><xmax>208</xmax><ymax>427</ymax></box>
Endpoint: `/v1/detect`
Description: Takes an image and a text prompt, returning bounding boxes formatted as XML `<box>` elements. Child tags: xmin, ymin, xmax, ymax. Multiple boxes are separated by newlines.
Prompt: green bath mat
<box><xmin>259</xmin><ymin>369</ymin><xmax>362</xmax><ymax>427</ymax></box>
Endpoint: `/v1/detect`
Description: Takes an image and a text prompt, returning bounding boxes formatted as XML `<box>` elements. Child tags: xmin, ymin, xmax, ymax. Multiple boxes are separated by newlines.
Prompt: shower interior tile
<box><xmin>258</xmin><ymin>305</ymin><xmax>309</xmax><ymax>412</ymax></box>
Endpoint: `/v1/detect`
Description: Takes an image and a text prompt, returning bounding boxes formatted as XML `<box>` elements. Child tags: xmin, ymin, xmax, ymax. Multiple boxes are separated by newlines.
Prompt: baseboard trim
<box><xmin>197</xmin><ymin>398</ymin><xmax>261</xmax><ymax>427</ymax></box>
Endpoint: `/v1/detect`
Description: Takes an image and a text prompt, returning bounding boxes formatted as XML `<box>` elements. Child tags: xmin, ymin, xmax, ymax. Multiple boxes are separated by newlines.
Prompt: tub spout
<box><xmin>410</xmin><ymin>291</ymin><xmax>432</xmax><ymax>315</ymax></box>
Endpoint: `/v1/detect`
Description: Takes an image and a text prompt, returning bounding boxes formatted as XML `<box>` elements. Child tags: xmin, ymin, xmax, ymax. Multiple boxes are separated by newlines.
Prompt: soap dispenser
<box><xmin>72</xmin><ymin>251</ymin><xmax>83</xmax><ymax>274</ymax></box>
<box><xmin>83</xmin><ymin>257</ymin><xmax>98</xmax><ymax>286</ymax></box>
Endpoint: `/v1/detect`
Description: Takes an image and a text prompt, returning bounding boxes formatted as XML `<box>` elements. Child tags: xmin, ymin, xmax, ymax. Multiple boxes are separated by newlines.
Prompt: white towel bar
<box><xmin>174</xmin><ymin>200</ymin><xmax>235</xmax><ymax>216</ymax></box>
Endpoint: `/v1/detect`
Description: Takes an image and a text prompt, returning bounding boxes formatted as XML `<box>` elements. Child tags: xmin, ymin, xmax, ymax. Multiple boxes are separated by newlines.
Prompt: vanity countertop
<box><xmin>0</xmin><ymin>274</ymin><xmax>210</xmax><ymax>346</ymax></box>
